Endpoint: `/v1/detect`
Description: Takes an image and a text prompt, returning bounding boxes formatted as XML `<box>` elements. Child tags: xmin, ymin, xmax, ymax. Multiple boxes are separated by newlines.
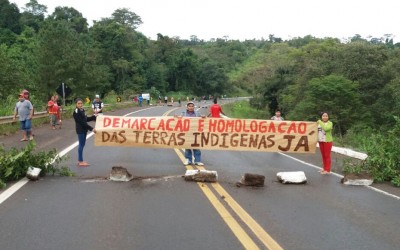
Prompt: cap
<box><xmin>95</xmin><ymin>94</ymin><xmax>100</xmax><ymax>98</ymax></box>
<box><xmin>22</xmin><ymin>89</ymin><xmax>29</xmax><ymax>94</ymax></box>
<box><xmin>187</xmin><ymin>101</ymin><xmax>194</xmax><ymax>106</ymax></box>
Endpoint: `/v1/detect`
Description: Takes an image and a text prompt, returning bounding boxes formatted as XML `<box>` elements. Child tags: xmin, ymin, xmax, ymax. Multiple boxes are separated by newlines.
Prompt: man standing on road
<box><xmin>179</xmin><ymin>101</ymin><xmax>205</xmax><ymax>166</ymax></box>
<box><xmin>22</xmin><ymin>89</ymin><xmax>35</xmax><ymax>136</ymax></box>
<box><xmin>208</xmin><ymin>98</ymin><xmax>226</xmax><ymax>118</ymax></box>
<box><xmin>13</xmin><ymin>93</ymin><xmax>34</xmax><ymax>141</ymax></box>
<box><xmin>138</xmin><ymin>95</ymin><xmax>143</xmax><ymax>107</ymax></box>
<box><xmin>92</xmin><ymin>94</ymin><xmax>104</xmax><ymax>115</ymax></box>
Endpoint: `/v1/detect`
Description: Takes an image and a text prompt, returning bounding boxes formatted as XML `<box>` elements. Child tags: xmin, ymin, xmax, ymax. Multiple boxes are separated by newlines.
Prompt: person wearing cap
<box><xmin>13</xmin><ymin>93</ymin><xmax>34</xmax><ymax>141</ymax></box>
<box><xmin>92</xmin><ymin>94</ymin><xmax>104</xmax><ymax>115</ymax></box>
<box><xmin>22</xmin><ymin>89</ymin><xmax>36</xmax><ymax>135</ymax></box>
<box><xmin>178</xmin><ymin>101</ymin><xmax>206</xmax><ymax>166</ymax></box>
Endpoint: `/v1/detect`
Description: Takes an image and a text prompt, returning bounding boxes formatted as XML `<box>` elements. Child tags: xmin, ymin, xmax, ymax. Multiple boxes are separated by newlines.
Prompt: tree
<box><xmin>168</xmin><ymin>49</ymin><xmax>199</xmax><ymax>92</ymax></box>
<box><xmin>286</xmin><ymin>74</ymin><xmax>361</xmax><ymax>135</ymax></box>
<box><xmin>196</xmin><ymin>59</ymin><xmax>229</xmax><ymax>95</ymax></box>
<box><xmin>0</xmin><ymin>0</ymin><xmax>21</xmax><ymax>34</ymax></box>
<box><xmin>20</xmin><ymin>0</ymin><xmax>47</xmax><ymax>31</ymax></box>
<box><xmin>37</xmin><ymin>19</ymin><xmax>85</xmax><ymax>96</ymax></box>
<box><xmin>90</xmin><ymin>18</ymin><xmax>146</xmax><ymax>93</ymax></box>
<box><xmin>111</xmin><ymin>8</ymin><xmax>142</xmax><ymax>30</ymax></box>
<box><xmin>0</xmin><ymin>44</ymin><xmax>24</xmax><ymax>99</ymax></box>
<box><xmin>23</xmin><ymin>0</ymin><xmax>47</xmax><ymax>16</ymax></box>
<box><xmin>49</xmin><ymin>6</ymin><xmax>88</xmax><ymax>33</ymax></box>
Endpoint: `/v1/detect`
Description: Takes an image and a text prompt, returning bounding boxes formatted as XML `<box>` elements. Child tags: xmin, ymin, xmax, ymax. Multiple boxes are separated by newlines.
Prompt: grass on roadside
<box><xmin>222</xmin><ymin>100</ymin><xmax>266</xmax><ymax>119</ymax></box>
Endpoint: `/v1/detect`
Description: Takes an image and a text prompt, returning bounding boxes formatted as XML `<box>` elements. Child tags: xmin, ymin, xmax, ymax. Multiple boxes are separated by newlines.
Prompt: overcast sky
<box><xmin>11</xmin><ymin>0</ymin><xmax>400</xmax><ymax>42</ymax></box>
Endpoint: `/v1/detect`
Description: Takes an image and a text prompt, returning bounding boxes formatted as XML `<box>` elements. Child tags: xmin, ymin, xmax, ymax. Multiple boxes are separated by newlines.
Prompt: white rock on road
<box><xmin>277</xmin><ymin>171</ymin><xmax>307</xmax><ymax>184</ymax></box>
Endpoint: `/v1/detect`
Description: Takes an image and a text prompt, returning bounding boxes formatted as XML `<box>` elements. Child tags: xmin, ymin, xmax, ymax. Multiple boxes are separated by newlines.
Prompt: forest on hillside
<box><xmin>2</xmin><ymin>0</ymin><xmax>400</xmax><ymax>136</ymax></box>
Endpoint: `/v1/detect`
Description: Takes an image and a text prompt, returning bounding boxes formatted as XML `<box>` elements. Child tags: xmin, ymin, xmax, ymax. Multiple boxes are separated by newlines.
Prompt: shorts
<box><xmin>20</xmin><ymin>119</ymin><xmax>32</xmax><ymax>131</ymax></box>
<box><xmin>50</xmin><ymin>114</ymin><xmax>57</xmax><ymax>126</ymax></box>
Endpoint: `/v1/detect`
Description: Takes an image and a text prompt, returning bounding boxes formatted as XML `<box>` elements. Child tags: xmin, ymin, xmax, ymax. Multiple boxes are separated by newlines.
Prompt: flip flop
<box><xmin>77</xmin><ymin>162</ymin><xmax>90</xmax><ymax>167</ymax></box>
<box><xmin>20</xmin><ymin>139</ymin><xmax>28</xmax><ymax>142</ymax></box>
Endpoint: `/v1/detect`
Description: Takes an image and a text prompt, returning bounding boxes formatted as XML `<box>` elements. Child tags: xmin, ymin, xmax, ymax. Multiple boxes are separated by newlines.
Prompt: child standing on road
<box><xmin>73</xmin><ymin>98</ymin><xmax>97</xmax><ymax>166</ymax></box>
<box><xmin>48</xmin><ymin>96</ymin><xmax>58</xmax><ymax>129</ymax></box>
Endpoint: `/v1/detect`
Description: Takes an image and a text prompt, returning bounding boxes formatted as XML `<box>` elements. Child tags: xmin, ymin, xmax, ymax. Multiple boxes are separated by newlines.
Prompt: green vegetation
<box><xmin>223</xmin><ymin>101</ymin><xmax>265</xmax><ymax>119</ymax></box>
<box><xmin>0</xmin><ymin>142</ymin><xmax>70</xmax><ymax>189</ymax></box>
<box><xmin>342</xmin><ymin>117</ymin><xmax>400</xmax><ymax>186</ymax></box>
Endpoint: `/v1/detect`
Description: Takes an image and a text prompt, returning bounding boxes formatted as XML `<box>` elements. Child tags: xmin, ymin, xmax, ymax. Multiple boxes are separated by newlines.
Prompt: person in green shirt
<box><xmin>317</xmin><ymin>112</ymin><xmax>333</xmax><ymax>174</ymax></box>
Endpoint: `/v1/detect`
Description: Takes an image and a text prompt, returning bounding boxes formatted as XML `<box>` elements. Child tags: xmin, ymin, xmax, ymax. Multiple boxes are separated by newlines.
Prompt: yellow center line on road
<box><xmin>162</xmin><ymin>108</ymin><xmax>259</xmax><ymax>249</ymax></box>
<box><xmin>174</xmin><ymin>149</ymin><xmax>260</xmax><ymax>250</ymax></box>
<box><xmin>163</xmin><ymin>108</ymin><xmax>281</xmax><ymax>249</ymax></box>
<box><xmin>197</xmin><ymin>166</ymin><xmax>283</xmax><ymax>250</ymax></box>
<box><xmin>162</xmin><ymin>108</ymin><xmax>179</xmax><ymax>117</ymax></box>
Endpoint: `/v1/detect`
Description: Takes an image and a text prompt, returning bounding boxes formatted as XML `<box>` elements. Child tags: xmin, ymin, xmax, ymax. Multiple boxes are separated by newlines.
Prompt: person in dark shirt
<box><xmin>92</xmin><ymin>94</ymin><xmax>104</xmax><ymax>115</ymax></box>
<box><xmin>73</xmin><ymin>98</ymin><xmax>96</xmax><ymax>166</ymax></box>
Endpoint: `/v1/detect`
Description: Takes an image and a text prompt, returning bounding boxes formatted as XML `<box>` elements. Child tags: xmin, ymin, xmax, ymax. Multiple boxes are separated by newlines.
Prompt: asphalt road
<box><xmin>1</xmin><ymin>102</ymin><xmax>399</xmax><ymax>250</ymax></box>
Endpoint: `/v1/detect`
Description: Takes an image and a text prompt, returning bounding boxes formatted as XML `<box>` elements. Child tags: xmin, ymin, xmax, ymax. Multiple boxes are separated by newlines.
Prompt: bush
<box><xmin>224</xmin><ymin>100</ymin><xmax>266</xmax><ymax>119</ymax></box>
<box><xmin>343</xmin><ymin>116</ymin><xmax>400</xmax><ymax>186</ymax></box>
<box><xmin>0</xmin><ymin>141</ymin><xmax>72</xmax><ymax>189</ymax></box>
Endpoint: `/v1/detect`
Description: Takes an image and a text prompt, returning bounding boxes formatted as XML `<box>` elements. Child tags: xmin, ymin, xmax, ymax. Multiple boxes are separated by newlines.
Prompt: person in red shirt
<box><xmin>47</xmin><ymin>96</ymin><xmax>58</xmax><ymax>129</ymax></box>
<box><xmin>208</xmin><ymin>98</ymin><xmax>225</xmax><ymax>118</ymax></box>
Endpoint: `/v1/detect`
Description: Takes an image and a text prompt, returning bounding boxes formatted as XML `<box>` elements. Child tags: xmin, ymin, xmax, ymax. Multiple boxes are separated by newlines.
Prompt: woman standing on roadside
<box><xmin>318</xmin><ymin>112</ymin><xmax>333</xmax><ymax>174</ymax></box>
<box><xmin>73</xmin><ymin>98</ymin><xmax>96</xmax><ymax>166</ymax></box>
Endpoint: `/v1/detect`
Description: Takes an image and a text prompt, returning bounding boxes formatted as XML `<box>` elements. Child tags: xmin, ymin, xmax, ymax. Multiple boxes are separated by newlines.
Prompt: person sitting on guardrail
<box><xmin>73</xmin><ymin>98</ymin><xmax>97</xmax><ymax>167</ymax></box>
<box><xmin>13</xmin><ymin>93</ymin><xmax>34</xmax><ymax>141</ymax></box>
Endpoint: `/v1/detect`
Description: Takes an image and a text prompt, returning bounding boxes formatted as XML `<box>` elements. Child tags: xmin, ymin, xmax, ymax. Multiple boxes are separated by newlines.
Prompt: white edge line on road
<box><xmin>0</xmin><ymin>178</ymin><xmax>30</xmax><ymax>204</ymax></box>
<box><xmin>0</xmin><ymin>106</ymin><xmax>158</xmax><ymax>205</ymax></box>
<box><xmin>278</xmin><ymin>152</ymin><xmax>400</xmax><ymax>201</ymax></box>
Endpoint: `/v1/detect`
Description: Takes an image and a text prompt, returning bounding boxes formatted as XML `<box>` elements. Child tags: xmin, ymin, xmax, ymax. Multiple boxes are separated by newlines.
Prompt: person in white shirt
<box><xmin>271</xmin><ymin>110</ymin><xmax>284</xmax><ymax>121</ymax></box>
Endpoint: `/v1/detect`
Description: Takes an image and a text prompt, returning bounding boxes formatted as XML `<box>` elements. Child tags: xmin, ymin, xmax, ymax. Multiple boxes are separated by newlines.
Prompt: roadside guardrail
<box><xmin>0</xmin><ymin>102</ymin><xmax>135</xmax><ymax>125</ymax></box>
<box><xmin>0</xmin><ymin>111</ymin><xmax>49</xmax><ymax>125</ymax></box>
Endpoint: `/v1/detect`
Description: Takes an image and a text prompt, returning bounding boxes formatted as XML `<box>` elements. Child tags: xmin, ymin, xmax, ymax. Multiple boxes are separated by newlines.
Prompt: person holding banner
<box><xmin>271</xmin><ymin>110</ymin><xmax>284</xmax><ymax>121</ymax></box>
<box><xmin>73</xmin><ymin>98</ymin><xmax>97</xmax><ymax>166</ymax></box>
<box><xmin>318</xmin><ymin>112</ymin><xmax>333</xmax><ymax>174</ymax></box>
<box><xmin>180</xmin><ymin>101</ymin><xmax>205</xmax><ymax>166</ymax></box>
